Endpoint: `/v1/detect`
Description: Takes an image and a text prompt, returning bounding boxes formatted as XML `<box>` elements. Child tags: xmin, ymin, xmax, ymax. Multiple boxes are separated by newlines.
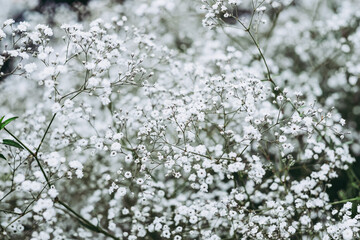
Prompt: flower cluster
<box><xmin>0</xmin><ymin>0</ymin><xmax>359</xmax><ymax>239</ymax></box>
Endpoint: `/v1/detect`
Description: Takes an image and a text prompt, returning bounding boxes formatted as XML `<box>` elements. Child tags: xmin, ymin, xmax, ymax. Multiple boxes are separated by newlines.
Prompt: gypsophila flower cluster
<box><xmin>0</xmin><ymin>0</ymin><xmax>360</xmax><ymax>239</ymax></box>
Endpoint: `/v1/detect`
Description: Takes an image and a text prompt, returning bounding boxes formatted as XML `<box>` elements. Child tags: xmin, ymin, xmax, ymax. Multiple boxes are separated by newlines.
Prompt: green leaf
<box><xmin>0</xmin><ymin>153</ymin><xmax>6</xmax><ymax>160</ymax></box>
<box><xmin>2</xmin><ymin>139</ymin><xmax>23</xmax><ymax>149</ymax></box>
<box><xmin>0</xmin><ymin>116</ymin><xmax>18</xmax><ymax>130</ymax></box>
<box><xmin>0</xmin><ymin>116</ymin><xmax>4</xmax><ymax>124</ymax></box>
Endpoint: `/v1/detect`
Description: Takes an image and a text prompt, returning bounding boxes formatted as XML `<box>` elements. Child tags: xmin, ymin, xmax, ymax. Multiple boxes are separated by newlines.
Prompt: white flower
<box><xmin>113</xmin><ymin>133</ymin><xmax>123</xmax><ymax>140</ymax></box>
<box><xmin>98</xmin><ymin>59</ymin><xmax>111</xmax><ymax>70</ymax></box>
<box><xmin>33</xmin><ymin>198</ymin><xmax>53</xmax><ymax>213</ymax></box>
<box><xmin>290</xmin><ymin>124</ymin><xmax>300</xmax><ymax>135</ymax></box>
<box><xmin>38</xmin><ymin>52</ymin><xmax>47</xmax><ymax>60</ymax></box>
<box><xmin>85</xmin><ymin>62</ymin><xmax>96</xmax><ymax>70</ymax></box>
<box><xmin>248</xmin><ymin>161</ymin><xmax>265</xmax><ymax>184</ymax></box>
<box><xmin>124</xmin><ymin>171</ymin><xmax>132</xmax><ymax>178</ymax></box>
<box><xmin>342</xmin><ymin>228</ymin><xmax>353</xmax><ymax>240</ymax></box>
<box><xmin>314</xmin><ymin>222</ymin><xmax>322</xmax><ymax>231</ymax></box>
<box><xmin>38</xmin><ymin>231</ymin><xmax>50</xmax><ymax>240</ymax></box>
<box><xmin>111</xmin><ymin>142</ymin><xmax>121</xmax><ymax>151</ymax></box>
<box><xmin>30</xmin><ymin>181</ymin><xmax>42</xmax><ymax>192</ymax></box>
<box><xmin>4</xmin><ymin>19</ymin><xmax>15</xmax><ymax>26</ymax></box>
<box><xmin>189</xmin><ymin>215</ymin><xmax>198</xmax><ymax>224</ymax></box>
<box><xmin>14</xmin><ymin>174</ymin><xmax>25</xmax><ymax>183</ymax></box>
<box><xmin>17</xmin><ymin>22</ymin><xmax>29</xmax><ymax>32</ymax></box>
<box><xmin>88</xmin><ymin>77</ymin><xmax>100</xmax><ymax>87</ymax></box>
<box><xmin>43</xmin><ymin>208</ymin><xmax>56</xmax><ymax>221</ymax></box>
<box><xmin>48</xmin><ymin>187</ymin><xmax>58</xmax><ymax>198</ymax></box>
<box><xmin>282</xmin><ymin>143</ymin><xmax>294</xmax><ymax>154</ymax></box>
<box><xmin>125</xmin><ymin>154</ymin><xmax>133</xmax><ymax>163</ymax></box>
<box><xmin>299</xmin><ymin>215</ymin><xmax>311</xmax><ymax>226</ymax></box>
<box><xmin>197</xmin><ymin>169</ymin><xmax>206</xmax><ymax>178</ymax></box>
<box><xmin>24</xmin><ymin>63</ymin><xmax>37</xmax><ymax>73</ymax></box>
<box><xmin>36</xmin><ymin>24</ymin><xmax>53</xmax><ymax>36</ymax></box>
<box><xmin>279</xmin><ymin>135</ymin><xmax>287</xmax><ymax>142</ymax></box>
<box><xmin>75</xmin><ymin>169</ymin><xmax>83</xmax><ymax>178</ymax></box>
<box><xmin>51</xmin><ymin>103</ymin><xmax>62</xmax><ymax>113</ymax></box>
<box><xmin>69</xmin><ymin>160</ymin><xmax>83</xmax><ymax>170</ymax></box>
<box><xmin>340</xmin><ymin>118</ymin><xmax>346</xmax><ymax>126</ymax></box>
<box><xmin>288</xmin><ymin>226</ymin><xmax>296</xmax><ymax>234</ymax></box>
<box><xmin>228</xmin><ymin>162</ymin><xmax>245</xmax><ymax>172</ymax></box>
<box><xmin>46</xmin><ymin>156</ymin><xmax>59</xmax><ymax>167</ymax></box>
<box><xmin>64</xmin><ymin>99</ymin><xmax>74</xmax><ymax>108</ymax></box>
<box><xmin>115</xmin><ymin>187</ymin><xmax>127</xmax><ymax>199</ymax></box>
<box><xmin>21</xmin><ymin>180</ymin><xmax>32</xmax><ymax>191</ymax></box>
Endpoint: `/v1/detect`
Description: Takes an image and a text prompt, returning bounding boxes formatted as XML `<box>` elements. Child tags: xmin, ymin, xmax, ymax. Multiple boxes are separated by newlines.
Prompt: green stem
<box><xmin>237</xmin><ymin>19</ymin><xmax>275</xmax><ymax>85</ymax></box>
<box><xmin>56</xmin><ymin>199</ymin><xmax>119</xmax><ymax>240</ymax></box>
<box><xmin>3</xmin><ymin>128</ymin><xmax>118</xmax><ymax>239</ymax></box>
<box><xmin>330</xmin><ymin>197</ymin><xmax>360</xmax><ymax>205</ymax></box>
<box><xmin>4</xmin><ymin>128</ymin><xmax>51</xmax><ymax>187</ymax></box>
<box><xmin>36</xmin><ymin>113</ymin><xmax>57</xmax><ymax>156</ymax></box>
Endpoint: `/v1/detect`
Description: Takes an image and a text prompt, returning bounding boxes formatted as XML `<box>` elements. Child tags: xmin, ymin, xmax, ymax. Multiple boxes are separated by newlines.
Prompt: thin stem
<box><xmin>56</xmin><ymin>198</ymin><xmax>119</xmax><ymax>240</ymax></box>
<box><xmin>330</xmin><ymin>197</ymin><xmax>360</xmax><ymax>205</ymax></box>
<box><xmin>4</xmin><ymin>128</ymin><xmax>35</xmax><ymax>156</ymax></box>
<box><xmin>4</xmin><ymin>128</ymin><xmax>51</xmax><ymax>187</ymax></box>
<box><xmin>3</xmin><ymin>128</ymin><xmax>118</xmax><ymax>240</ymax></box>
<box><xmin>237</xmin><ymin>19</ymin><xmax>274</xmax><ymax>85</ymax></box>
<box><xmin>248</xmin><ymin>29</ymin><xmax>274</xmax><ymax>84</ymax></box>
<box><xmin>35</xmin><ymin>113</ymin><xmax>57</xmax><ymax>156</ymax></box>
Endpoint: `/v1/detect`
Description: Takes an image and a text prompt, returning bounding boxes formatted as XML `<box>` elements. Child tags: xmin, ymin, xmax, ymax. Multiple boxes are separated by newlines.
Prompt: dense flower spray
<box><xmin>0</xmin><ymin>0</ymin><xmax>360</xmax><ymax>239</ymax></box>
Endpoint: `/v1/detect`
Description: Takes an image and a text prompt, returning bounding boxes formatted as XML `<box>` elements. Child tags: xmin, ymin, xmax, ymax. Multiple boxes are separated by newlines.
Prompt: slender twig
<box><xmin>35</xmin><ymin>113</ymin><xmax>57</xmax><ymax>156</ymax></box>
<box><xmin>236</xmin><ymin>19</ymin><xmax>274</xmax><ymax>85</ymax></box>
<box><xmin>4</xmin><ymin>128</ymin><xmax>51</xmax><ymax>187</ymax></box>
<box><xmin>56</xmin><ymin>198</ymin><xmax>119</xmax><ymax>240</ymax></box>
<box><xmin>3</xmin><ymin>127</ymin><xmax>118</xmax><ymax>239</ymax></box>
<box><xmin>330</xmin><ymin>197</ymin><xmax>360</xmax><ymax>205</ymax></box>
